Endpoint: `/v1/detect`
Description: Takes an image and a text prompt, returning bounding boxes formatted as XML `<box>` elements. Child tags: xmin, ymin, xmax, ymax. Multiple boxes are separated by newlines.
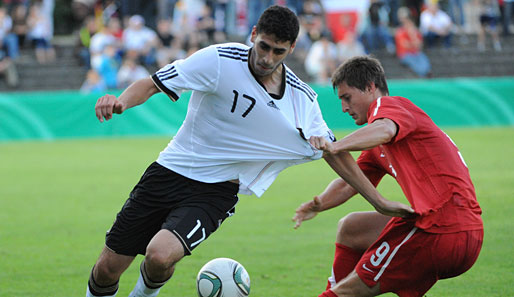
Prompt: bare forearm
<box><xmin>317</xmin><ymin>178</ymin><xmax>357</xmax><ymax>211</ymax></box>
<box><xmin>331</xmin><ymin>119</ymin><xmax>396</xmax><ymax>152</ymax></box>
<box><xmin>323</xmin><ymin>152</ymin><xmax>386</xmax><ymax>210</ymax></box>
<box><xmin>118</xmin><ymin>77</ymin><xmax>160</xmax><ymax>111</ymax></box>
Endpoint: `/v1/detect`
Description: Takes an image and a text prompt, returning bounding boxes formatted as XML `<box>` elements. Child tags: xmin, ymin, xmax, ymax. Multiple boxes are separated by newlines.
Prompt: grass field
<box><xmin>1</xmin><ymin>127</ymin><xmax>513</xmax><ymax>297</ymax></box>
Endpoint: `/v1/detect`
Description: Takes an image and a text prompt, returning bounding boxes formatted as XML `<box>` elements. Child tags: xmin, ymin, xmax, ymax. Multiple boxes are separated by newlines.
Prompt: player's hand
<box><xmin>374</xmin><ymin>198</ymin><xmax>416</xmax><ymax>218</ymax></box>
<box><xmin>292</xmin><ymin>196</ymin><xmax>322</xmax><ymax>229</ymax></box>
<box><xmin>309</xmin><ymin>136</ymin><xmax>334</xmax><ymax>154</ymax></box>
<box><xmin>95</xmin><ymin>94</ymin><xmax>125</xmax><ymax>122</ymax></box>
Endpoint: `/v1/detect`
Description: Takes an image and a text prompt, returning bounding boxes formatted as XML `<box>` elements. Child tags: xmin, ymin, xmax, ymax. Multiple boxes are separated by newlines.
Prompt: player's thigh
<box><xmin>435</xmin><ymin>229</ymin><xmax>484</xmax><ymax>279</ymax></box>
<box><xmin>337</xmin><ymin>211</ymin><xmax>391</xmax><ymax>250</ymax></box>
<box><xmin>355</xmin><ymin>218</ymin><xmax>437</xmax><ymax>296</ymax></box>
<box><xmin>146</xmin><ymin>229</ymin><xmax>186</xmax><ymax>267</ymax></box>
<box><xmin>161</xmin><ymin>196</ymin><xmax>238</xmax><ymax>256</ymax></box>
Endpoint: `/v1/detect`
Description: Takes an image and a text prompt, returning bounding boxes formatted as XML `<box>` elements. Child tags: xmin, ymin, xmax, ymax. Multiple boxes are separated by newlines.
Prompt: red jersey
<box><xmin>356</xmin><ymin>96</ymin><xmax>483</xmax><ymax>233</ymax></box>
<box><xmin>394</xmin><ymin>27</ymin><xmax>422</xmax><ymax>58</ymax></box>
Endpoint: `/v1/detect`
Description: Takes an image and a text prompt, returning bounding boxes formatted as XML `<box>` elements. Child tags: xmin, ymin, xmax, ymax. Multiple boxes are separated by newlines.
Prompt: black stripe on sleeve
<box><xmin>286</xmin><ymin>78</ymin><xmax>315</xmax><ymax>102</ymax></box>
<box><xmin>286</xmin><ymin>70</ymin><xmax>317</xmax><ymax>98</ymax></box>
<box><xmin>151</xmin><ymin>73</ymin><xmax>179</xmax><ymax>101</ymax></box>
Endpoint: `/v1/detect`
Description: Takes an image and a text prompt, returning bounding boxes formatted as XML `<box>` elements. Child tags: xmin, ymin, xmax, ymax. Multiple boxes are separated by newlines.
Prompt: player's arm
<box><xmin>293</xmin><ymin>178</ymin><xmax>357</xmax><ymax>229</ymax></box>
<box><xmin>310</xmin><ymin>118</ymin><xmax>397</xmax><ymax>153</ymax></box>
<box><xmin>95</xmin><ymin>77</ymin><xmax>160</xmax><ymax>122</ymax></box>
<box><xmin>322</xmin><ymin>151</ymin><xmax>414</xmax><ymax>218</ymax></box>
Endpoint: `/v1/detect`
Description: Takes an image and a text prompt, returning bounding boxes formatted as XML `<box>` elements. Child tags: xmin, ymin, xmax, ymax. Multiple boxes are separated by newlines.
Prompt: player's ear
<box><xmin>289</xmin><ymin>41</ymin><xmax>296</xmax><ymax>54</ymax></box>
<box><xmin>367</xmin><ymin>82</ymin><xmax>376</xmax><ymax>94</ymax></box>
<box><xmin>250</xmin><ymin>26</ymin><xmax>257</xmax><ymax>43</ymax></box>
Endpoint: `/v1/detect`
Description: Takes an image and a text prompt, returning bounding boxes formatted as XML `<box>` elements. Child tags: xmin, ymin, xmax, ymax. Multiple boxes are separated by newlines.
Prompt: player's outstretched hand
<box><xmin>309</xmin><ymin>136</ymin><xmax>334</xmax><ymax>154</ymax></box>
<box><xmin>374</xmin><ymin>198</ymin><xmax>416</xmax><ymax>218</ymax></box>
<box><xmin>95</xmin><ymin>94</ymin><xmax>125</xmax><ymax>122</ymax></box>
<box><xmin>292</xmin><ymin>196</ymin><xmax>322</xmax><ymax>229</ymax></box>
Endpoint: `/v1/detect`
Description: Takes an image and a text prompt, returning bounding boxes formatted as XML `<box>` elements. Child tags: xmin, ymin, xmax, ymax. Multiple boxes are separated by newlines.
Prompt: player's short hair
<box><xmin>256</xmin><ymin>5</ymin><xmax>299</xmax><ymax>44</ymax></box>
<box><xmin>332</xmin><ymin>56</ymin><xmax>389</xmax><ymax>95</ymax></box>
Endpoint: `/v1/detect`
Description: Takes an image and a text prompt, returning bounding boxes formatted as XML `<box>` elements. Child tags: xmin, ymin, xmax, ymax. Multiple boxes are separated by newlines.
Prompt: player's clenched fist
<box><xmin>95</xmin><ymin>94</ymin><xmax>126</xmax><ymax>122</ymax></box>
<box><xmin>309</xmin><ymin>135</ymin><xmax>334</xmax><ymax>154</ymax></box>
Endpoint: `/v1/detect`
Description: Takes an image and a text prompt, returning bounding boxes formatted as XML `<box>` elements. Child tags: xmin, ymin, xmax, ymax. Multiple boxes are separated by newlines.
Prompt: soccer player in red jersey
<box><xmin>293</xmin><ymin>56</ymin><xmax>483</xmax><ymax>297</ymax></box>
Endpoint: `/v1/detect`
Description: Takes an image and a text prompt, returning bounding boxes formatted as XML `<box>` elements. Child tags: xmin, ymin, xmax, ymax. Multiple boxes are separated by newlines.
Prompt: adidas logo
<box><xmin>267</xmin><ymin>100</ymin><xmax>279</xmax><ymax>110</ymax></box>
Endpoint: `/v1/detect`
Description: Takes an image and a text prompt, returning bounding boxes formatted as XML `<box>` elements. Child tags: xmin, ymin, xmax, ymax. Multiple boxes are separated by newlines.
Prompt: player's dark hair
<box><xmin>256</xmin><ymin>5</ymin><xmax>299</xmax><ymax>44</ymax></box>
<box><xmin>331</xmin><ymin>56</ymin><xmax>389</xmax><ymax>95</ymax></box>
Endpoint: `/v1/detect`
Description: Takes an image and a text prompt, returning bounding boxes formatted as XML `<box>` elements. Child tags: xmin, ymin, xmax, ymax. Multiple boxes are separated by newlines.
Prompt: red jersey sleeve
<box><xmin>367</xmin><ymin>96</ymin><xmax>417</xmax><ymax>143</ymax></box>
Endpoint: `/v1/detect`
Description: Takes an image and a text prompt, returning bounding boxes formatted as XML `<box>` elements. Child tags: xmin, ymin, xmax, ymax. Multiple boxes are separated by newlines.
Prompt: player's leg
<box><xmin>321</xmin><ymin>270</ymin><xmax>380</xmax><ymax>297</ymax></box>
<box><xmin>87</xmin><ymin>162</ymin><xmax>184</xmax><ymax>297</ymax></box>
<box><xmin>128</xmin><ymin>230</ymin><xmax>185</xmax><ymax>297</ymax></box>
<box><xmin>326</xmin><ymin>212</ymin><xmax>390</xmax><ymax>289</ymax></box>
<box><xmin>87</xmin><ymin>247</ymin><xmax>135</xmax><ymax>297</ymax></box>
<box><xmin>127</xmin><ymin>174</ymin><xmax>239</xmax><ymax>297</ymax></box>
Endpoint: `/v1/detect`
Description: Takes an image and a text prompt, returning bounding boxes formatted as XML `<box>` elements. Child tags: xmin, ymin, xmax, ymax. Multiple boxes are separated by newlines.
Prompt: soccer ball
<box><xmin>197</xmin><ymin>257</ymin><xmax>251</xmax><ymax>297</ymax></box>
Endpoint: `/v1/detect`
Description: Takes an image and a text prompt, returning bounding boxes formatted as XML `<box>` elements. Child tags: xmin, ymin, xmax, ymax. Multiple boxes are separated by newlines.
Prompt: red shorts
<box><xmin>356</xmin><ymin>217</ymin><xmax>483</xmax><ymax>297</ymax></box>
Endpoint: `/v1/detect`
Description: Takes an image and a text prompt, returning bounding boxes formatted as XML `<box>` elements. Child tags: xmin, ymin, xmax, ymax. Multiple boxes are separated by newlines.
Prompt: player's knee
<box><xmin>336</xmin><ymin>213</ymin><xmax>362</xmax><ymax>246</ymax></box>
<box><xmin>145</xmin><ymin>246</ymin><xmax>177</xmax><ymax>272</ymax></box>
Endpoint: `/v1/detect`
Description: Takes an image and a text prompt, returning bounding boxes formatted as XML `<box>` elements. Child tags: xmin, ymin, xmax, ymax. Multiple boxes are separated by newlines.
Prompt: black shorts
<box><xmin>105</xmin><ymin>162</ymin><xmax>239</xmax><ymax>256</ymax></box>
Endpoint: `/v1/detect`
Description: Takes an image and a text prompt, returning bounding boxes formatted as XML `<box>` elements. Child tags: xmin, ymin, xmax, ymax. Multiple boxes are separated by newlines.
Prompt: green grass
<box><xmin>1</xmin><ymin>127</ymin><xmax>513</xmax><ymax>297</ymax></box>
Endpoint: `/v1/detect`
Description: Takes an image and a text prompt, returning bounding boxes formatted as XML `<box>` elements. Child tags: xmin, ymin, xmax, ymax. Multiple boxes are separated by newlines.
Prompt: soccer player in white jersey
<box><xmin>87</xmin><ymin>5</ymin><xmax>406</xmax><ymax>297</ymax></box>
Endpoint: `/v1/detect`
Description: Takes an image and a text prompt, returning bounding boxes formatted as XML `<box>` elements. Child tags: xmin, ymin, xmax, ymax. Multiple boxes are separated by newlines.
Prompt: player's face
<box><xmin>337</xmin><ymin>82</ymin><xmax>374</xmax><ymax>125</ymax></box>
<box><xmin>250</xmin><ymin>28</ymin><xmax>295</xmax><ymax>78</ymax></box>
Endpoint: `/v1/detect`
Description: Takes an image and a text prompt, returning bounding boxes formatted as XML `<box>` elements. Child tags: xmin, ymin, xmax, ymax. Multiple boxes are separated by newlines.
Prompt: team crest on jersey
<box><xmin>267</xmin><ymin>100</ymin><xmax>280</xmax><ymax>110</ymax></box>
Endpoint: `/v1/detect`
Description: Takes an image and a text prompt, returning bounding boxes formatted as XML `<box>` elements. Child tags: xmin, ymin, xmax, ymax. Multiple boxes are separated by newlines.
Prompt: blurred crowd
<box><xmin>0</xmin><ymin>0</ymin><xmax>513</xmax><ymax>89</ymax></box>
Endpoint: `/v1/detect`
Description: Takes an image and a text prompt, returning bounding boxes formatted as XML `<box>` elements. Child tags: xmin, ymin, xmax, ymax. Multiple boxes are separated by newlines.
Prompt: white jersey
<box><xmin>151</xmin><ymin>42</ymin><xmax>334</xmax><ymax>196</ymax></box>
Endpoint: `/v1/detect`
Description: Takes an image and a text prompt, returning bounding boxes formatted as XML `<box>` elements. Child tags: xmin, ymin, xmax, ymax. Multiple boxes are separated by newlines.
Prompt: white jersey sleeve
<box><xmin>151</xmin><ymin>45</ymin><xmax>220</xmax><ymax>101</ymax></box>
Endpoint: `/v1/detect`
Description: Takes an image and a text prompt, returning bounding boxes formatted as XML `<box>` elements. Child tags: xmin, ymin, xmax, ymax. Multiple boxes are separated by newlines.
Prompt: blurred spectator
<box><xmin>106</xmin><ymin>16</ymin><xmax>123</xmax><ymax>41</ymax></box>
<box><xmin>0</xmin><ymin>46</ymin><xmax>18</xmax><ymax>87</ymax></box>
<box><xmin>122</xmin><ymin>14</ymin><xmax>158</xmax><ymax>65</ymax></box>
<box><xmin>361</xmin><ymin>0</ymin><xmax>396</xmax><ymax>54</ymax></box>
<box><xmin>420</xmin><ymin>1</ymin><xmax>453</xmax><ymax>48</ymax></box>
<box><xmin>3</xmin><ymin>0</ymin><xmax>27</xmax><ymax>14</ymax></box>
<box><xmin>11</xmin><ymin>4</ymin><xmax>28</xmax><ymax>49</ymax></box>
<box><xmin>71</xmin><ymin>0</ymin><xmax>95</xmax><ymax>25</ymax></box>
<box><xmin>247</xmin><ymin>0</ymin><xmax>273</xmax><ymax>33</ymax></box>
<box><xmin>337</xmin><ymin>31</ymin><xmax>366</xmax><ymax>63</ymax></box>
<box><xmin>196</xmin><ymin>3</ymin><xmax>216</xmax><ymax>47</ymax></box>
<box><xmin>0</xmin><ymin>6</ymin><xmax>19</xmax><ymax>60</ymax></box>
<box><xmin>95</xmin><ymin>44</ymin><xmax>119</xmax><ymax>89</ymax></box>
<box><xmin>76</xmin><ymin>15</ymin><xmax>97</xmax><ymax>69</ymax></box>
<box><xmin>405</xmin><ymin>0</ymin><xmax>423</xmax><ymax>26</ymax></box>
<box><xmin>305</xmin><ymin>30</ymin><xmax>338</xmax><ymax>84</ymax></box>
<box><xmin>156</xmin><ymin>18</ymin><xmax>185</xmax><ymax>68</ymax></box>
<box><xmin>27</xmin><ymin>2</ymin><xmax>55</xmax><ymax>63</ymax></box>
<box><xmin>501</xmin><ymin>0</ymin><xmax>514</xmax><ymax>36</ymax></box>
<box><xmin>102</xmin><ymin>0</ymin><xmax>119</xmax><ymax>24</ymax></box>
<box><xmin>212</xmin><ymin>0</ymin><xmax>237</xmax><ymax>36</ymax></box>
<box><xmin>80</xmin><ymin>68</ymin><xmax>106</xmax><ymax>93</ymax></box>
<box><xmin>158</xmin><ymin>0</ymin><xmax>178</xmax><ymax>22</ymax></box>
<box><xmin>385</xmin><ymin>0</ymin><xmax>400</xmax><ymax>27</ymax></box>
<box><xmin>89</xmin><ymin>21</ymin><xmax>119</xmax><ymax>69</ymax></box>
<box><xmin>116</xmin><ymin>56</ymin><xmax>149</xmax><ymax>88</ymax></box>
<box><xmin>287</xmin><ymin>0</ymin><xmax>304</xmax><ymax>15</ymax></box>
<box><xmin>446</xmin><ymin>0</ymin><xmax>466</xmax><ymax>37</ymax></box>
<box><xmin>478</xmin><ymin>0</ymin><xmax>502</xmax><ymax>51</ymax></box>
<box><xmin>395</xmin><ymin>7</ymin><xmax>431</xmax><ymax>77</ymax></box>
<box><xmin>119</xmin><ymin>0</ymin><xmax>157</xmax><ymax>30</ymax></box>
<box><xmin>294</xmin><ymin>0</ymin><xmax>325</xmax><ymax>56</ymax></box>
